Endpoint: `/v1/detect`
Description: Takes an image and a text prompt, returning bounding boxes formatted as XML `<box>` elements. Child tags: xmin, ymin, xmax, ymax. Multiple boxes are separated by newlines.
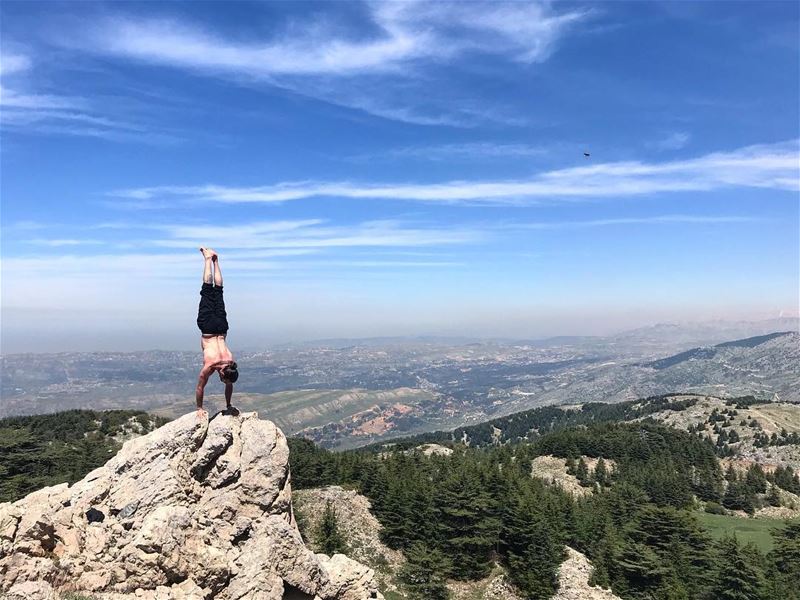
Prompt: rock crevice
<box><xmin>0</xmin><ymin>412</ymin><xmax>383</xmax><ymax>600</ymax></box>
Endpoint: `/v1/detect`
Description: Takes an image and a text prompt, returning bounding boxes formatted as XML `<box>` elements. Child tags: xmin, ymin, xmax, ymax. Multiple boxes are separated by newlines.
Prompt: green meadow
<box><xmin>695</xmin><ymin>511</ymin><xmax>797</xmax><ymax>552</ymax></box>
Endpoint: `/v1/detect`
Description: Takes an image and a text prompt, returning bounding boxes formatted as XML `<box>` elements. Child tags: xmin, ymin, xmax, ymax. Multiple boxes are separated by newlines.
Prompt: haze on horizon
<box><xmin>1</xmin><ymin>1</ymin><xmax>798</xmax><ymax>354</ymax></box>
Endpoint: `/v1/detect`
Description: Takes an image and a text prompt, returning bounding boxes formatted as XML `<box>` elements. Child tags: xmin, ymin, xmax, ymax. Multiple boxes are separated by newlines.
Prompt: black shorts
<box><xmin>197</xmin><ymin>283</ymin><xmax>229</xmax><ymax>335</ymax></box>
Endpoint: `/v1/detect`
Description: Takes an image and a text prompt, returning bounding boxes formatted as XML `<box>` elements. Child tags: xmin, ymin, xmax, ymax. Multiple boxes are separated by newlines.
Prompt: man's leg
<box><xmin>213</xmin><ymin>253</ymin><xmax>223</xmax><ymax>287</ymax></box>
<box><xmin>200</xmin><ymin>247</ymin><xmax>214</xmax><ymax>284</ymax></box>
<box><xmin>197</xmin><ymin>248</ymin><xmax>220</xmax><ymax>334</ymax></box>
<box><xmin>213</xmin><ymin>255</ymin><xmax>229</xmax><ymax>333</ymax></box>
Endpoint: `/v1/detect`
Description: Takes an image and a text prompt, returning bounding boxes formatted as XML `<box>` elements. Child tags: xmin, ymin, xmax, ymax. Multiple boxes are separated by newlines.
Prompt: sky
<box><xmin>1</xmin><ymin>1</ymin><xmax>798</xmax><ymax>353</ymax></box>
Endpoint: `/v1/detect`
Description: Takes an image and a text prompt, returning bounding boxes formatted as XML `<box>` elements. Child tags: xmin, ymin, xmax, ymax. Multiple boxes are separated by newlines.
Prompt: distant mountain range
<box><xmin>520</xmin><ymin>330</ymin><xmax>800</xmax><ymax>409</ymax></box>
<box><xmin>2</xmin><ymin>320</ymin><xmax>797</xmax><ymax>450</ymax></box>
<box><xmin>645</xmin><ymin>331</ymin><xmax>795</xmax><ymax>369</ymax></box>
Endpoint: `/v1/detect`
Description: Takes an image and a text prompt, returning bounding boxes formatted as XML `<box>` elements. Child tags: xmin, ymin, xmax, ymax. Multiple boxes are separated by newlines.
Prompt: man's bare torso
<box><xmin>201</xmin><ymin>334</ymin><xmax>234</xmax><ymax>369</ymax></box>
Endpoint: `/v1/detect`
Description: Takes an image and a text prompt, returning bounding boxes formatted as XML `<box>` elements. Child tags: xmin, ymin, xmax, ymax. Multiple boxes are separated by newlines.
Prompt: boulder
<box><xmin>0</xmin><ymin>412</ymin><xmax>383</xmax><ymax>600</ymax></box>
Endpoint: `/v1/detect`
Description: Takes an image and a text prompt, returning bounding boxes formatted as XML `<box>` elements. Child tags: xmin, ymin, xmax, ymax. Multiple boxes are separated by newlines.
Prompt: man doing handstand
<box><xmin>196</xmin><ymin>248</ymin><xmax>239</xmax><ymax>417</ymax></box>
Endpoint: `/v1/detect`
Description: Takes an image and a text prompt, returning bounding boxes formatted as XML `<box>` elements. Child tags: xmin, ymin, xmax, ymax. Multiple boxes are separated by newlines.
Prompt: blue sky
<box><xmin>1</xmin><ymin>1</ymin><xmax>798</xmax><ymax>352</ymax></box>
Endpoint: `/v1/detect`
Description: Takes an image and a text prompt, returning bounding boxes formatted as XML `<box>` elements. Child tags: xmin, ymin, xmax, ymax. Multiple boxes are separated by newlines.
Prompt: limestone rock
<box><xmin>294</xmin><ymin>486</ymin><xmax>404</xmax><ymax>573</ymax></box>
<box><xmin>0</xmin><ymin>412</ymin><xmax>383</xmax><ymax>600</ymax></box>
<box><xmin>552</xmin><ymin>547</ymin><xmax>622</xmax><ymax>600</ymax></box>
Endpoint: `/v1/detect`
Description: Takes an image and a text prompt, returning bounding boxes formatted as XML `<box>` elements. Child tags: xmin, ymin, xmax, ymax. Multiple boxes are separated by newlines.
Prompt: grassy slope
<box><xmin>695</xmin><ymin>512</ymin><xmax>797</xmax><ymax>552</ymax></box>
<box><xmin>151</xmin><ymin>388</ymin><xmax>434</xmax><ymax>436</ymax></box>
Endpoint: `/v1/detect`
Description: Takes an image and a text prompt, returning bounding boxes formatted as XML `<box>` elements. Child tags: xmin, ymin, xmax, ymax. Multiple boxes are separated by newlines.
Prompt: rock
<box><xmin>293</xmin><ymin>486</ymin><xmax>404</xmax><ymax>578</ymax></box>
<box><xmin>552</xmin><ymin>547</ymin><xmax>622</xmax><ymax>600</ymax></box>
<box><xmin>4</xmin><ymin>580</ymin><xmax>59</xmax><ymax>600</ymax></box>
<box><xmin>414</xmin><ymin>443</ymin><xmax>453</xmax><ymax>457</ymax></box>
<box><xmin>0</xmin><ymin>412</ymin><xmax>383</xmax><ymax>600</ymax></box>
<box><xmin>483</xmin><ymin>574</ymin><xmax>525</xmax><ymax>600</ymax></box>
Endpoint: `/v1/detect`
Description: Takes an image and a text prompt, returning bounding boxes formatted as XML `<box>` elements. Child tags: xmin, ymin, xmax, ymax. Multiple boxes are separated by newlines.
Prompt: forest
<box><xmin>2</xmin><ymin>407</ymin><xmax>798</xmax><ymax>599</ymax></box>
<box><xmin>0</xmin><ymin>409</ymin><xmax>167</xmax><ymax>502</ymax></box>
<box><xmin>366</xmin><ymin>393</ymin><xmax>737</xmax><ymax>449</ymax></box>
<box><xmin>289</xmin><ymin>420</ymin><xmax>800</xmax><ymax>600</ymax></box>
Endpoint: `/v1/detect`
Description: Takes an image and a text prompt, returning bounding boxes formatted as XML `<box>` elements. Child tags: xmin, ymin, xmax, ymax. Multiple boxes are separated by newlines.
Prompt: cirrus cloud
<box><xmin>112</xmin><ymin>140</ymin><xmax>800</xmax><ymax>206</ymax></box>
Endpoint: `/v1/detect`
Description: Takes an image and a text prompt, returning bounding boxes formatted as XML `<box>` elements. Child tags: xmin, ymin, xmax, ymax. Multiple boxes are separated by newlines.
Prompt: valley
<box><xmin>2</xmin><ymin>320</ymin><xmax>797</xmax><ymax>450</ymax></box>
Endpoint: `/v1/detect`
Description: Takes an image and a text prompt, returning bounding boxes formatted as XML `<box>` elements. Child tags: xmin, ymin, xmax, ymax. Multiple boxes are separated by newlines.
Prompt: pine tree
<box><xmin>502</xmin><ymin>489</ymin><xmax>563</xmax><ymax>599</ymax></box>
<box><xmin>745</xmin><ymin>464</ymin><xmax>767</xmax><ymax>495</ymax></box>
<box><xmin>766</xmin><ymin>485</ymin><xmax>781</xmax><ymax>507</ymax></box>
<box><xmin>614</xmin><ymin>541</ymin><xmax>668</xmax><ymax>598</ymax></box>
<box><xmin>435</xmin><ymin>458</ymin><xmax>499</xmax><ymax>579</ymax></box>
<box><xmin>315</xmin><ymin>501</ymin><xmax>346</xmax><ymax>556</ymax></box>
<box><xmin>575</xmin><ymin>457</ymin><xmax>591</xmax><ymax>486</ymax></box>
<box><xmin>594</xmin><ymin>457</ymin><xmax>609</xmax><ymax>487</ymax></box>
<box><xmin>710</xmin><ymin>536</ymin><xmax>765</xmax><ymax>600</ymax></box>
<box><xmin>398</xmin><ymin>542</ymin><xmax>450</xmax><ymax>600</ymax></box>
<box><xmin>769</xmin><ymin>521</ymin><xmax>800</xmax><ymax>599</ymax></box>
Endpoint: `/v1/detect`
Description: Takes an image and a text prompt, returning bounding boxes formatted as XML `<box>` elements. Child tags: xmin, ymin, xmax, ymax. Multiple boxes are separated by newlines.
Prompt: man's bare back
<box><xmin>201</xmin><ymin>334</ymin><xmax>234</xmax><ymax>369</ymax></box>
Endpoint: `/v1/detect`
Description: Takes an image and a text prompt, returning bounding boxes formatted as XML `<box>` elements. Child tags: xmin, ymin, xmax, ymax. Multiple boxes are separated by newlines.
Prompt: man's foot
<box><xmin>196</xmin><ymin>408</ymin><xmax>208</xmax><ymax>419</ymax></box>
<box><xmin>199</xmin><ymin>247</ymin><xmax>218</xmax><ymax>260</ymax></box>
<box><xmin>224</xmin><ymin>406</ymin><xmax>240</xmax><ymax>416</ymax></box>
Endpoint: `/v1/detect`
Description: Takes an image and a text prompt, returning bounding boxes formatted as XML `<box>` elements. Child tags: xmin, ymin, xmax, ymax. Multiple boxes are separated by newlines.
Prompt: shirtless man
<box><xmin>195</xmin><ymin>248</ymin><xmax>239</xmax><ymax>418</ymax></box>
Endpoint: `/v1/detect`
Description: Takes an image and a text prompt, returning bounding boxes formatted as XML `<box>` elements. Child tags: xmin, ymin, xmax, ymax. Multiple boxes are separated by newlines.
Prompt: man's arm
<box><xmin>196</xmin><ymin>366</ymin><xmax>213</xmax><ymax>411</ymax></box>
<box><xmin>224</xmin><ymin>382</ymin><xmax>233</xmax><ymax>407</ymax></box>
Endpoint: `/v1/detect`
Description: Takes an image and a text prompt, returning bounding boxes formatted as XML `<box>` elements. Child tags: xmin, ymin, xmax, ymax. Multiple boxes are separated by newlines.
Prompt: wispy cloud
<box><xmin>514</xmin><ymin>214</ymin><xmax>763</xmax><ymax>230</ymax></box>
<box><xmin>5</xmin><ymin>219</ymin><xmax>484</xmax><ymax>261</ymax></box>
<box><xmin>0</xmin><ymin>87</ymin><xmax>86</xmax><ymax>111</ymax></box>
<box><xmin>0</xmin><ymin>53</ymin><xmax>31</xmax><ymax>76</ymax></box>
<box><xmin>25</xmin><ymin>238</ymin><xmax>105</xmax><ymax>247</ymax></box>
<box><xmin>649</xmin><ymin>131</ymin><xmax>691</xmax><ymax>151</ymax></box>
<box><xmin>0</xmin><ymin>52</ymin><xmax>181</xmax><ymax>143</ymax></box>
<box><xmin>59</xmin><ymin>2</ymin><xmax>589</xmax><ymax>126</ymax></box>
<box><xmin>152</xmin><ymin>219</ymin><xmax>484</xmax><ymax>250</ymax></box>
<box><xmin>113</xmin><ymin>140</ymin><xmax>800</xmax><ymax>206</ymax></box>
<box><xmin>82</xmin><ymin>2</ymin><xmax>588</xmax><ymax>76</ymax></box>
<box><xmin>346</xmin><ymin>142</ymin><xmax>548</xmax><ymax>162</ymax></box>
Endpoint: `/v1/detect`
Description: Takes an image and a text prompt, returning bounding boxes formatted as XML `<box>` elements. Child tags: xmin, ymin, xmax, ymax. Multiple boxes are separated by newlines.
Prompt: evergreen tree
<box><xmin>744</xmin><ymin>464</ymin><xmax>767</xmax><ymax>495</ymax></box>
<box><xmin>435</xmin><ymin>457</ymin><xmax>499</xmax><ymax>579</ymax></box>
<box><xmin>626</xmin><ymin>506</ymin><xmax>714</xmax><ymax>599</ymax></box>
<box><xmin>575</xmin><ymin>457</ymin><xmax>591</xmax><ymax>486</ymax></box>
<box><xmin>594</xmin><ymin>457</ymin><xmax>609</xmax><ymax>487</ymax></box>
<box><xmin>398</xmin><ymin>542</ymin><xmax>450</xmax><ymax>600</ymax></box>
<box><xmin>613</xmin><ymin>541</ymin><xmax>668</xmax><ymax>598</ymax></box>
<box><xmin>502</xmin><ymin>489</ymin><xmax>563</xmax><ymax>599</ymax></box>
<box><xmin>766</xmin><ymin>485</ymin><xmax>781</xmax><ymax>507</ymax></box>
<box><xmin>315</xmin><ymin>501</ymin><xmax>347</xmax><ymax>556</ymax></box>
<box><xmin>774</xmin><ymin>466</ymin><xmax>800</xmax><ymax>494</ymax></box>
<box><xmin>723</xmin><ymin>479</ymin><xmax>755</xmax><ymax>514</ymax></box>
<box><xmin>710</xmin><ymin>536</ymin><xmax>765</xmax><ymax>600</ymax></box>
<box><xmin>768</xmin><ymin>522</ymin><xmax>800</xmax><ymax>600</ymax></box>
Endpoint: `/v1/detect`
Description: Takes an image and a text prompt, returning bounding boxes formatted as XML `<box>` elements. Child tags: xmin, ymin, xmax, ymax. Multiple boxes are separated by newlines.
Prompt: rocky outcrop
<box><xmin>552</xmin><ymin>547</ymin><xmax>621</xmax><ymax>600</ymax></box>
<box><xmin>294</xmin><ymin>487</ymin><xmax>404</xmax><ymax>595</ymax></box>
<box><xmin>0</xmin><ymin>412</ymin><xmax>383</xmax><ymax>600</ymax></box>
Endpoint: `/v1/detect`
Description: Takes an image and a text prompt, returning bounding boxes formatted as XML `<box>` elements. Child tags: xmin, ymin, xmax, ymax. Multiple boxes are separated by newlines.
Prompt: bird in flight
<box><xmin>583</xmin><ymin>152</ymin><xmax>591</xmax><ymax>158</ymax></box>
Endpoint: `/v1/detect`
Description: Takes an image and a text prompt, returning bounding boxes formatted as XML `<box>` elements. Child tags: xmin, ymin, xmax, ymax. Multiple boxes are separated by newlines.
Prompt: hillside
<box><xmin>3</xmin><ymin>325</ymin><xmax>797</xmax><ymax>451</ymax></box>
<box><xmin>4</xmin><ymin>404</ymin><xmax>800</xmax><ymax>599</ymax></box>
<box><xmin>382</xmin><ymin>393</ymin><xmax>800</xmax><ymax>461</ymax></box>
<box><xmin>151</xmin><ymin>387</ymin><xmax>434</xmax><ymax>439</ymax></box>
<box><xmin>635</xmin><ymin>395</ymin><xmax>800</xmax><ymax>467</ymax></box>
<box><xmin>294</xmin><ymin>485</ymin><xmax>621</xmax><ymax>600</ymax></box>
<box><xmin>288</xmin><ymin>418</ymin><xmax>800</xmax><ymax>600</ymax></box>
<box><xmin>529</xmin><ymin>331</ymin><xmax>800</xmax><ymax>406</ymax></box>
